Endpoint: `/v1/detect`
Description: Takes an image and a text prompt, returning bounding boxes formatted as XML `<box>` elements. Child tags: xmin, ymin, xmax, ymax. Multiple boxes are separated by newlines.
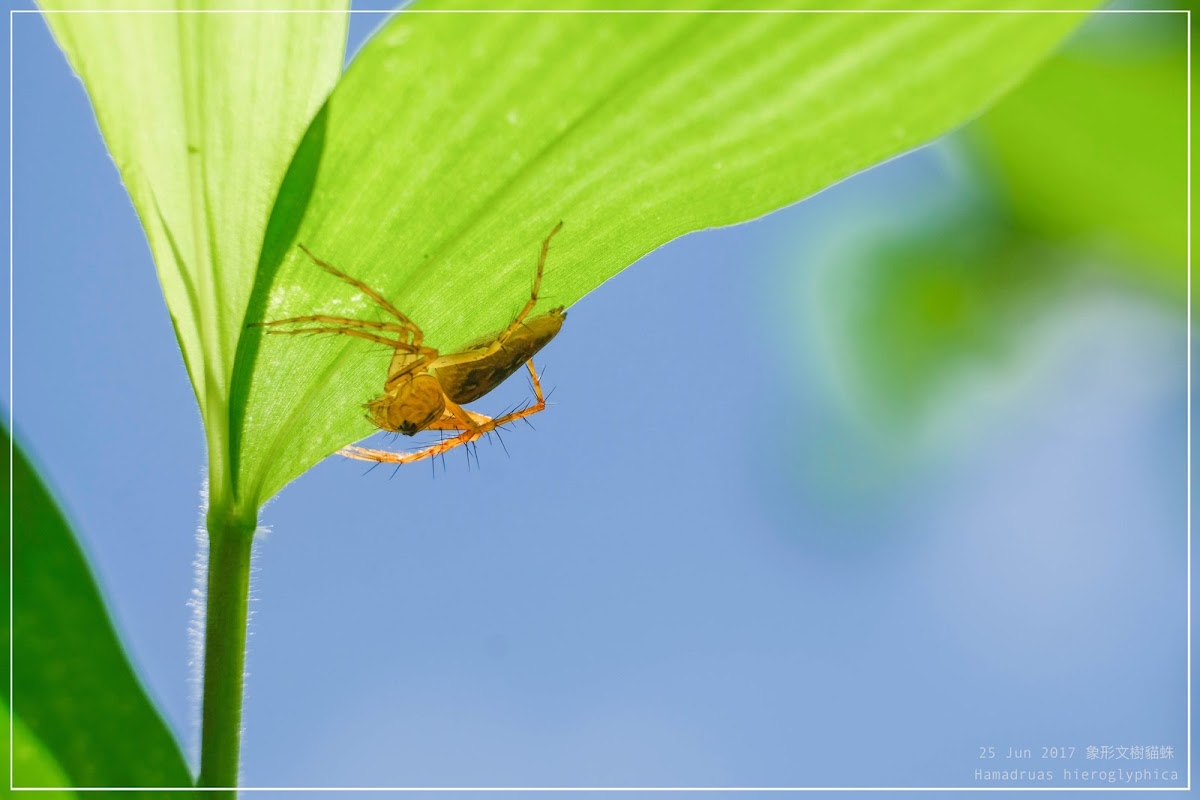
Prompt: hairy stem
<box><xmin>197</xmin><ymin>511</ymin><xmax>256</xmax><ymax>793</ymax></box>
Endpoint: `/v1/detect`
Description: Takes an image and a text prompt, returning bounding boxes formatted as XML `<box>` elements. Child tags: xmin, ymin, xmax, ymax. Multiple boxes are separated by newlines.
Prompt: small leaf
<box><xmin>5</xmin><ymin>429</ymin><xmax>193</xmax><ymax>788</ymax></box>
<box><xmin>40</xmin><ymin>0</ymin><xmax>348</xmax><ymax>513</ymax></box>
<box><xmin>232</xmin><ymin>0</ymin><xmax>1096</xmax><ymax>504</ymax></box>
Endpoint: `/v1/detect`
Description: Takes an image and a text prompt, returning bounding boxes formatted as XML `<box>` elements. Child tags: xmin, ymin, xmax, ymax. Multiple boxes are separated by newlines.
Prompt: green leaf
<box><xmin>5</xmin><ymin>429</ymin><xmax>193</xmax><ymax>788</ymax></box>
<box><xmin>231</xmin><ymin>0</ymin><xmax>1096</xmax><ymax>504</ymax></box>
<box><xmin>4</xmin><ymin>704</ymin><xmax>75</xmax><ymax>796</ymax></box>
<box><xmin>967</xmin><ymin>27</ymin><xmax>1189</xmax><ymax>300</ymax></box>
<box><xmin>816</xmin><ymin>204</ymin><xmax>1070</xmax><ymax>430</ymax></box>
<box><xmin>815</xmin><ymin>13</ymin><xmax>1188</xmax><ymax>431</ymax></box>
<box><xmin>40</xmin><ymin>0</ymin><xmax>349</xmax><ymax>514</ymax></box>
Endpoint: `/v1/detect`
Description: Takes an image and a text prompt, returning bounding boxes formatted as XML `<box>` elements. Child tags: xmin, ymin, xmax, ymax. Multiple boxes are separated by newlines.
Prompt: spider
<box><xmin>255</xmin><ymin>222</ymin><xmax>566</xmax><ymax>466</ymax></box>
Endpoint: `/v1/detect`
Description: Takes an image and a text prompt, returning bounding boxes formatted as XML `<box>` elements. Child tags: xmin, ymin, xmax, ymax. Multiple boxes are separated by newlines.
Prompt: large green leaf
<box><xmin>40</xmin><ymin>0</ymin><xmax>348</xmax><ymax>514</ymax></box>
<box><xmin>6</xmin><ymin>430</ymin><xmax>193</xmax><ymax>788</ymax></box>
<box><xmin>231</xmin><ymin>0</ymin><xmax>1095</xmax><ymax>505</ymax></box>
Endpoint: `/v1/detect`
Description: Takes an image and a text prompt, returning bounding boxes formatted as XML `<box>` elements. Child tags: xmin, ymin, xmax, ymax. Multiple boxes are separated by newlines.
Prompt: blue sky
<box><xmin>6</xmin><ymin>4</ymin><xmax>1190</xmax><ymax>791</ymax></box>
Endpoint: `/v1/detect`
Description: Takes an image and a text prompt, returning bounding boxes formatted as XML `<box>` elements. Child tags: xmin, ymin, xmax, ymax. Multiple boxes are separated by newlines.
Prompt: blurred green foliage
<box><xmin>827</xmin><ymin>208</ymin><xmax>1072</xmax><ymax>426</ymax></box>
<box><xmin>969</xmin><ymin>31</ymin><xmax>1188</xmax><ymax>299</ymax></box>
<box><xmin>6</xmin><ymin>429</ymin><xmax>193</xmax><ymax>789</ymax></box>
<box><xmin>4</xmin><ymin>711</ymin><xmax>74</xmax><ymax>796</ymax></box>
<box><xmin>819</xmin><ymin>11</ymin><xmax>1189</xmax><ymax>431</ymax></box>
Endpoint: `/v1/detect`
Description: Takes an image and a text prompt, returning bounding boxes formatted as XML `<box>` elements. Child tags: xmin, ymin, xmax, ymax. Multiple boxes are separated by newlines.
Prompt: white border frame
<box><xmin>7</xmin><ymin>6</ymin><xmax>1190</xmax><ymax>796</ymax></box>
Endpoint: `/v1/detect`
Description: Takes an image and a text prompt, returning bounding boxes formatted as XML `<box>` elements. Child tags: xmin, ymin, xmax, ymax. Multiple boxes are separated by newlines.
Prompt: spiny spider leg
<box><xmin>339</xmin><ymin>361</ymin><xmax>547</xmax><ymax>465</ymax></box>
<box><xmin>254</xmin><ymin>314</ymin><xmax>417</xmax><ymax>338</ymax></box>
<box><xmin>298</xmin><ymin>243</ymin><xmax>423</xmax><ymax>340</ymax></box>
<box><xmin>495</xmin><ymin>220</ymin><xmax>562</xmax><ymax>348</ymax></box>
<box><xmin>423</xmin><ymin>404</ymin><xmax>490</xmax><ymax>431</ymax></box>
<box><xmin>423</xmin><ymin>222</ymin><xmax>563</xmax><ymax>370</ymax></box>
<box><xmin>383</xmin><ymin>353</ymin><xmax>437</xmax><ymax>392</ymax></box>
<box><xmin>256</xmin><ymin>318</ymin><xmax>423</xmax><ymax>353</ymax></box>
<box><xmin>258</xmin><ymin>325</ymin><xmax>418</xmax><ymax>352</ymax></box>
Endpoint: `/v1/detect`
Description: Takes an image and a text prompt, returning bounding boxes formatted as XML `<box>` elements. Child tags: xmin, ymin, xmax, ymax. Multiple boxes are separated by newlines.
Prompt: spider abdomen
<box><xmin>436</xmin><ymin>308</ymin><xmax>565</xmax><ymax>404</ymax></box>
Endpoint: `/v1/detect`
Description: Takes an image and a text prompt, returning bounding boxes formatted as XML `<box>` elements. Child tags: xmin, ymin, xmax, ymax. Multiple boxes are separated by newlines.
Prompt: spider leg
<box><xmin>417</xmin><ymin>223</ymin><xmax>564</xmax><ymax>373</ymax></box>
<box><xmin>297</xmin><ymin>244</ymin><xmax>424</xmax><ymax>341</ymax></box>
<box><xmin>253</xmin><ymin>314</ymin><xmax>417</xmax><ymax>342</ymax></box>
<box><xmin>339</xmin><ymin>360</ymin><xmax>548</xmax><ymax>466</ymax></box>
<box><xmin>424</xmin><ymin>404</ymin><xmax>491</xmax><ymax>431</ymax></box>
<box><xmin>501</xmin><ymin>221</ymin><xmax>562</xmax><ymax>341</ymax></box>
<box><xmin>382</xmin><ymin>349</ymin><xmax>443</xmax><ymax>392</ymax></box>
<box><xmin>434</xmin><ymin>222</ymin><xmax>564</xmax><ymax>363</ymax></box>
<box><xmin>258</xmin><ymin>325</ymin><xmax>417</xmax><ymax>351</ymax></box>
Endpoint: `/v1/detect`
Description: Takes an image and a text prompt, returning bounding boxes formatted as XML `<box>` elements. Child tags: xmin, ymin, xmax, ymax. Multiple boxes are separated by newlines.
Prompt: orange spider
<box><xmin>255</xmin><ymin>223</ymin><xmax>565</xmax><ymax>466</ymax></box>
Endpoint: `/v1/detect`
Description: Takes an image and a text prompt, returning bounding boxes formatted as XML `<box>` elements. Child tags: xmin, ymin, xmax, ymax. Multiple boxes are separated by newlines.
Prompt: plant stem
<box><xmin>197</xmin><ymin>512</ymin><xmax>256</xmax><ymax>793</ymax></box>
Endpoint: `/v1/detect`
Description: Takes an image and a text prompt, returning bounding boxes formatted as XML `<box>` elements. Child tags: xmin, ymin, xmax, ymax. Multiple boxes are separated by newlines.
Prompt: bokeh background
<box><xmin>6</xmin><ymin>2</ymin><xmax>1190</xmax><ymax>790</ymax></box>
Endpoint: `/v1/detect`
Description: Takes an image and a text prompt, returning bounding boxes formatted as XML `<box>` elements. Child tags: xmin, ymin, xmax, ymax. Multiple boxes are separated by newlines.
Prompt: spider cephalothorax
<box><xmin>254</xmin><ymin>223</ymin><xmax>565</xmax><ymax>466</ymax></box>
